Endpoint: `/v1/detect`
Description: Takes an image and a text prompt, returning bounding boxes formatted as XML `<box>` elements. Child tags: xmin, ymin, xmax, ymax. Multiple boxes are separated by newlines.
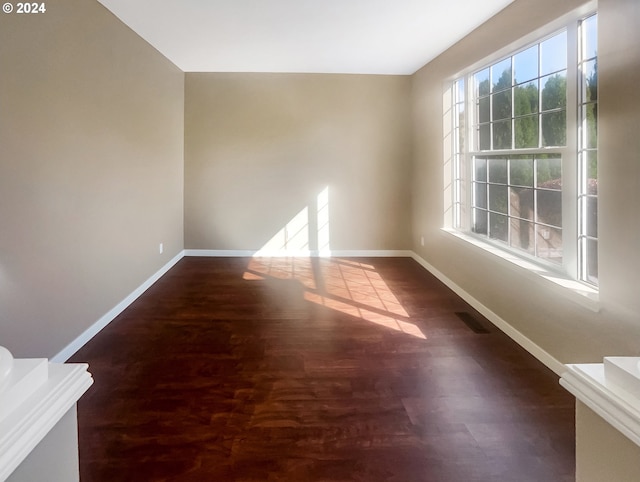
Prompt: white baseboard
<box><xmin>51</xmin><ymin>249</ymin><xmax>412</xmax><ymax>362</ymax></box>
<box><xmin>183</xmin><ymin>249</ymin><xmax>255</xmax><ymax>257</ymax></box>
<box><xmin>184</xmin><ymin>249</ymin><xmax>413</xmax><ymax>258</ymax></box>
<box><xmin>51</xmin><ymin>251</ymin><xmax>185</xmax><ymax>363</ymax></box>
<box><xmin>328</xmin><ymin>250</ymin><xmax>413</xmax><ymax>258</ymax></box>
<box><xmin>52</xmin><ymin>248</ymin><xmax>560</xmax><ymax>376</ymax></box>
<box><xmin>410</xmin><ymin>251</ymin><xmax>565</xmax><ymax>376</ymax></box>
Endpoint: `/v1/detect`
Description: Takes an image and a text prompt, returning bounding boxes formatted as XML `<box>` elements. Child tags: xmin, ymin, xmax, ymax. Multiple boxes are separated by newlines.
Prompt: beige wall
<box><xmin>0</xmin><ymin>0</ymin><xmax>184</xmax><ymax>358</ymax></box>
<box><xmin>184</xmin><ymin>73</ymin><xmax>412</xmax><ymax>252</ymax></box>
<box><xmin>2</xmin><ymin>0</ymin><xmax>637</xmax><ymax>475</ymax></box>
<box><xmin>576</xmin><ymin>401</ymin><xmax>640</xmax><ymax>481</ymax></box>
<box><xmin>411</xmin><ymin>0</ymin><xmax>640</xmax><ymax>363</ymax></box>
<box><xmin>2</xmin><ymin>0</ymin><xmax>636</xmax><ymax>368</ymax></box>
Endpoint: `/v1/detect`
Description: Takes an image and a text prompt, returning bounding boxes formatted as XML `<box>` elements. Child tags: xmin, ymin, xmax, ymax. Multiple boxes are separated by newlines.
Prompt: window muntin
<box><xmin>472</xmin><ymin>154</ymin><xmax>563</xmax><ymax>264</ymax></box>
<box><xmin>474</xmin><ymin>31</ymin><xmax>568</xmax><ymax>153</ymax></box>
<box><xmin>452</xmin><ymin>13</ymin><xmax>598</xmax><ymax>285</ymax></box>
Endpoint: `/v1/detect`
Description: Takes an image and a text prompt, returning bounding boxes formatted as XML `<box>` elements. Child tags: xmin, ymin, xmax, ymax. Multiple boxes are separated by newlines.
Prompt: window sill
<box><xmin>441</xmin><ymin>228</ymin><xmax>600</xmax><ymax>312</ymax></box>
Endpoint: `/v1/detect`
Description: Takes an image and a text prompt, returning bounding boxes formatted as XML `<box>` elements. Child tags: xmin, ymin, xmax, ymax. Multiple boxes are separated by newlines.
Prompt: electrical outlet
<box><xmin>159</xmin><ymin>243</ymin><xmax>164</xmax><ymax>254</ymax></box>
<box><xmin>420</xmin><ymin>236</ymin><xmax>425</xmax><ymax>246</ymax></box>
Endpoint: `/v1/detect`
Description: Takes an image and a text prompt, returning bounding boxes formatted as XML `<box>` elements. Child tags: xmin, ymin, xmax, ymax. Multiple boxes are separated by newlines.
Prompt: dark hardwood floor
<box><xmin>70</xmin><ymin>257</ymin><xmax>575</xmax><ymax>481</ymax></box>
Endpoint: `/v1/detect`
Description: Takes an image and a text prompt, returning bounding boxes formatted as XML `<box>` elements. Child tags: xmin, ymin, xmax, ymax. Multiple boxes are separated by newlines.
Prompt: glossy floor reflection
<box><xmin>70</xmin><ymin>257</ymin><xmax>575</xmax><ymax>481</ymax></box>
<box><xmin>245</xmin><ymin>258</ymin><xmax>424</xmax><ymax>339</ymax></box>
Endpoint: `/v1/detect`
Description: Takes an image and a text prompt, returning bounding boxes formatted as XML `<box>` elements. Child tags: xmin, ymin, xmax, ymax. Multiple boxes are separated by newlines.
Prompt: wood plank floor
<box><xmin>70</xmin><ymin>257</ymin><xmax>575</xmax><ymax>481</ymax></box>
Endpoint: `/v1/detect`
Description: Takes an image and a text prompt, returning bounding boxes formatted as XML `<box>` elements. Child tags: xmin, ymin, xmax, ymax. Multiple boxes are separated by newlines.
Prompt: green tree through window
<box><xmin>456</xmin><ymin>19</ymin><xmax>598</xmax><ymax>281</ymax></box>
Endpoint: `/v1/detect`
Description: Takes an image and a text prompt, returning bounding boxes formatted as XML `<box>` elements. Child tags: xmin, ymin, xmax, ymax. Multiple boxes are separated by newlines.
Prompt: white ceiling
<box><xmin>97</xmin><ymin>0</ymin><xmax>515</xmax><ymax>75</ymax></box>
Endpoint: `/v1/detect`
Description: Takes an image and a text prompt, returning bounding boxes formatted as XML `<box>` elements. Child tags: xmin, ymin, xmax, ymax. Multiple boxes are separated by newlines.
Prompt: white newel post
<box><xmin>560</xmin><ymin>357</ymin><xmax>640</xmax><ymax>482</ymax></box>
<box><xmin>0</xmin><ymin>346</ymin><xmax>93</xmax><ymax>482</ymax></box>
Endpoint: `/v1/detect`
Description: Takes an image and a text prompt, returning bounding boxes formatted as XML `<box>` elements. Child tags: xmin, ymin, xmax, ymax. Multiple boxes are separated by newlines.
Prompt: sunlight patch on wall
<box><xmin>317</xmin><ymin>187</ymin><xmax>330</xmax><ymax>256</ymax></box>
<box><xmin>253</xmin><ymin>186</ymin><xmax>331</xmax><ymax>257</ymax></box>
<box><xmin>255</xmin><ymin>207</ymin><xmax>309</xmax><ymax>257</ymax></box>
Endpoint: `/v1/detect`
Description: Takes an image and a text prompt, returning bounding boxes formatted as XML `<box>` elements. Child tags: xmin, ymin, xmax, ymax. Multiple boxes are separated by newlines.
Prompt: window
<box><xmin>578</xmin><ymin>14</ymin><xmax>598</xmax><ymax>284</ymax></box>
<box><xmin>452</xmin><ymin>12</ymin><xmax>598</xmax><ymax>286</ymax></box>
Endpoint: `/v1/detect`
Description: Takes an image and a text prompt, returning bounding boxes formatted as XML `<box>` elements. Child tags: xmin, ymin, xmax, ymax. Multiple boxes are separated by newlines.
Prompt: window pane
<box><xmin>455</xmin><ymin>89</ymin><xmax>466</xmax><ymax>156</ymax></box>
<box><xmin>473</xmin><ymin>182</ymin><xmax>487</xmax><ymax>209</ymax></box>
<box><xmin>489</xmin><ymin>213</ymin><xmax>508</xmax><ymax>242</ymax></box>
<box><xmin>536</xmin><ymin>225</ymin><xmax>563</xmax><ymax>263</ymax></box>
<box><xmin>586</xmin><ymin>195</ymin><xmax>598</xmax><ymax>237</ymax></box>
<box><xmin>585</xmin><ymin>104</ymin><xmax>598</xmax><ymax>148</ymax></box>
<box><xmin>510</xmin><ymin>218</ymin><xmax>535</xmax><ymax>253</ymax></box>
<box><xmin>510</xmin><ymin>157</ymin><xmax>534</xmax><ymax>187</ymax></box>
<box><xmin>536</xmin><ymin>189</ymin><xmax>562</xmax><ymax>227</ymax></box>
<box><xmin>541</xmin><ymin>32</ymin><xmax>567</xmax><ymax>75</ymax></box>
<box><xmin>488</xmin><ymin>157</ymin><xmax>508</xmax><ymax>183</ymax></box>
<box><xmin>586</xmin><ymin>238</ymin><xmax>598</xmax><ymax>283</ymax></box>
<box><xmin>492</xmin><ymin>58</ymin><xmax>512</xmax><ymax>92</ymax></box>
<box><xmin>541</xmin><ymin>72</ymin><xmax>566</xmax><ymax>111</ymax></box>
<box><xmin>515</xmin><ymin>115</ymin><xmax>539</xmax><ymax>148</ymax></box>
<box><xmin>583</xmin><ymin>59</ymin><xmax>597</xmax><ymax>102</ymax></box>
<box><xmin>457</xmin><ymin>126</ymin><xmax>465</xmax><ymax>153</ymax></box>
<box><xmin>457</xmin><ymin>79</ymin><xmax>466</xmax><ymax>103</ymax></box>
<box><xmin>536</xmin><ymin>156</ymin><xmax>562</xmax><ymax>187</ymax></box>
<box><xmin>511</xmin><ymin>187</ymin><xmax>534</xmax><ymax>220</ymax></box>
<box><xmin>586</xmin><ymin>150</ymin><xmax>598</xmax><ymax>180</ymax></box>
<box><xmin>479</xmin><ymin>124</ymin><xmax>491</xmax><ymax>150</ymax></box>
<box><xmin>492</xmin><ymin>90</ymin><xmax>512</xmax><ymax>121</ymax></box>
<box><xmin>473</xmin><ymin>209</ymin><xmax>488</xmax><ymax>234</ymax></box>
<box><xmin>583</xmin><ymin>15</ymin><xmax>598</xmax><ymax>60</ymax></box>
<box><xmin>457</xmin><ymin>102</ymin><xmax>466</xmax><ymax>124</ymax></box>
<box><xmin>514</xmin><ymin>80</ymin><xmax>539</xmax><ymax>115</ymax></box>
<box><xmin>479</xmin><ymin>96</ymin><xmax>490</xmax><ymax>123</ymax></box>
<box><xmin>475</xmin><ymin>68</ymin><xmax>490</xmax><ymax>97</ymax></box>
<box><xmin>493</xmin><ymin>120</ymin><xmax>512</xmax><ymax>150</ymax></box>
<box><xmin>513</xmin><ymin>45</ymin><xmax>539</xmax><ymax>84</ymax></box>
<box><xmin>489</xmin><ymin>185</ymin><xmax>508</xmax><ymax>214</ymax></box>
<box><xmin>541</xmin><ymin>110</ymin><xmax>566</xmax><ymax>146</ymax></box>
<box><xmin>474</xmin><ymin>158</ymin><xmax>487</xmax><ymax>181</ymax></box>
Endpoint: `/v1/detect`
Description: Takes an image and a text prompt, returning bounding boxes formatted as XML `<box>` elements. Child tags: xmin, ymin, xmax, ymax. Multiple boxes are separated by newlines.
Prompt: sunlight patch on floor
<box><xmin>244</xmin><ymin>257</ymin><xmax>425</xmax><ymax>340</ymax></box>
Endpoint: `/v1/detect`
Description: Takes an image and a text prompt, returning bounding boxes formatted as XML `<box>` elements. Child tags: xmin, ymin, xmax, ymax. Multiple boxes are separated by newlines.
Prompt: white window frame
<box><xmin>449</xmin><ymin>5</ymin><xmax>598</xmax><ymax>292</ymax></box>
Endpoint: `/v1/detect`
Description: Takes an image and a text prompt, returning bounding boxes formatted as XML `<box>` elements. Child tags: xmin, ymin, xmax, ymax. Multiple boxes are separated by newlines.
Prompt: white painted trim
<box><xmin>441</xmin><ymin>229</ymin><xmax>600</xmax><ymax>312</ymax></box>
<box><xmin>183</xmin><ymin>249</ymin><xmax>255</xmax><ymax>257</ymax></box>
<box><xmin>410</xmin><ymin>251</ymin><xmax>565</xmax><ymax>376</ymax></box>
<box><xmin>51</xmin><ymin>251</ymin><xmax>185</xmax><ymax>363</ymax></box>
<box><xmin>184</xmin><ymin>249</ymin><xmax>414</xmax><ymax>258</ymax></box>
<box><xmin>51</xmin><ymin>249</ymin><xmax>415</xmax><ymax>362</ymax></box>
<box><xmin>0</xmin><ymin>363</ymin><xmax>93</xmax><ymax>481</ymax></box>
<box><xmin>561</xmin><ymin>362</ymin><xmax>640</xmax><ymax>448</ymax></box>
<box><xmin>328</xmin><ymin>250</ymin><xmax>413</xmax><ymax>258</ymax></box>
<box><xmin>51</xmin><ymin>247</ymin><xmax>559</xmax><ymax>376</ymax></box>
